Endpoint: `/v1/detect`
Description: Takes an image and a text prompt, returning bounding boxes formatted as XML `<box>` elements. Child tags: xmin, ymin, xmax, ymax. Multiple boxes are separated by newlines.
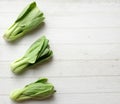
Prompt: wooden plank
<box><xmin>1</xmin><ymin>44</ymin><xmax>120</xmax><ymax>61</ymax></box>
<box><xmin>1</xmin><ymin>1</ymin><xmax>120</xmax><ymax>13</ymax></box>
<box><xmin>1</xmin><ymin>60</ymin><xmax>120</xmax><ymax>77</ymax></box>
<box><xmin>1</xmin><ymin>1</ymin><xmax>120</xmax><ymax>29</ymax></box>
<box><xmin>1</xmin><ymin>28</ymin><xmax>120</xmax><ymax>45</ymax></box>
<box><xmin>1</xmin><ymin>77</ymin><xmax>120</xmax><ymax>94</ymax></box>
<box><xmin>1</xmin><ymin>93</ymin><xmax>120</xmax><ymax>104</ymax></box>
<box><xmin>1</xmin><ymin>12</ymin><xmax>120</xmax><ymax>29</ymax></box>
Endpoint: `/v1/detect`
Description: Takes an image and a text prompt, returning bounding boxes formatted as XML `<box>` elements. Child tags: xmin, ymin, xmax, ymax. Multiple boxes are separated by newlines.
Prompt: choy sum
<box><xmin>10</xmin><ymin>78</ymin><xmax>56</xmax><ymax>102</ymax></box>
<box><xmin>3</xmin><ymin>2</ymin><xmax>45</xmax><ymax>41</ymax></box>
<box><xmin>11</xmin><ymin>36</ymin><xmax>53</xmax><ymax>74</ymax></box>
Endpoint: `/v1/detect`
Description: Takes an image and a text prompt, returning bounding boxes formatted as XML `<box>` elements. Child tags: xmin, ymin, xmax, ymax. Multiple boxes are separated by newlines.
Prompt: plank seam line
<box><xmin>1</xmin><ymin>75</ymin><xmax>120</xmax><ymax>78</ymax></box>
<box><xmin>1</xmin><ymin>92</ymin><xmax>120</xmax><ymax>96</ymax></box>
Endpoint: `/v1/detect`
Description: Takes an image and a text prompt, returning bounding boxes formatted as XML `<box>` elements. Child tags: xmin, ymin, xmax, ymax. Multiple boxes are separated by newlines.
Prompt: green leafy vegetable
<box><xmin>11</xmin><ymin>36</ymin><xmax>53</xmax><ymax>74</ymax></box>
<box><xmin>10</xmin><ymin>78</ymin><xmax>56</xmax><ymax>102</ymax></box>
<box><xmin>3</xmin><ymin>2</ymin><xmax>45</xmax><ymax>41</ymax></box>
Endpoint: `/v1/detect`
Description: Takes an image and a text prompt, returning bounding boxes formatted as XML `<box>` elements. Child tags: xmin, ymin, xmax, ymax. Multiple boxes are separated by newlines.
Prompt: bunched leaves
<box><xmin>3</xmin><ymin>2</ymin><xmax>45</xmax><ymax>41</ymax></box>
<box><xmin>11</xmin><ymin>36</ymin><xmax>53</xmax><ymax>74</ymax></box>
<box><xmin>10</xmin><ymin>78</ymin><xmax>56</xmax><ymax>102</ymax></box>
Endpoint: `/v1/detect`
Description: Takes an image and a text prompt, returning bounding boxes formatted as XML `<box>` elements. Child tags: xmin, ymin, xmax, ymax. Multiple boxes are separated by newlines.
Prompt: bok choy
<box><xmin>10</xmin><ymin>78</ymin><xmax>56</xmax><ymax>102</ymax></box>
<box><xmin>11</xmin><ymin>36</ymin><xmax>53</xmax><ymax>74</ymax></box>
<box><xmin>3</xmin><ymin>2</ymin><xmax>45</xmax><ymax>41</ymax></box>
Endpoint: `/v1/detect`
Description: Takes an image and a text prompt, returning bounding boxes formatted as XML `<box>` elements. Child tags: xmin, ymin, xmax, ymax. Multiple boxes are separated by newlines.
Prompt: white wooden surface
<box><xmin>1</xmin><ymin>0</ymin><xmax>120</xmax><ymax>104</ymax></box>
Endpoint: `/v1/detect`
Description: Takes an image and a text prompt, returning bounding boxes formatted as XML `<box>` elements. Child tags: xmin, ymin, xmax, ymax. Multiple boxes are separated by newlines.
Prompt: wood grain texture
<box><xmin>1</xmin><ymin>60</ymin><xmax>120</xmax><ymax>77</ymax></box>
<box><xmin>1</xmin><ymin>0</ymin><xmax>120</xmax><ymax>104</ymax></box>
<box><xmin>1</xmin><ymin>93</ymin><xmax>120</xmax><ymax>104</ymax></box>
<box><xmin>1</xmin><ymin>44</ymin><xmax>120</xmax><ymax>61</ymax></box>
<box><xmin>1</xmin><ymin>77</ymin><xmax>120</xmax><ymax>95</ymax></box>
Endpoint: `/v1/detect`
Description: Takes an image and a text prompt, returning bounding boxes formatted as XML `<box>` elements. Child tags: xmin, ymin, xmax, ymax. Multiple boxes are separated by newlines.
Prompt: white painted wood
<box><xmin>1</xmin><ymin>77</ymin><xmax>120</xmax><ymax>95</ymax></box>
<box><xmin>1</xmin><ymin>11</ymin><xmax>120</xmax><ymax>29</ymax></box>
<box><xmin>1</xmin><ymin>28</ymin><xmax>120</xmax><ymax>45</ymax></box>
<box><xmin>1</xmin><ymin>1</ymin><xmax>120</xmax><ymax>13</ymax></box>
<box><xmin>1</xmin><ymin>93</ymin><xmax>120</xmax><ymax>104</ymax></box>
<box><xmin>1</xmin><ymin>1</ymin><xmax>120</xmax><ymax>30</ymax></box>
<box><xmin>1</xmin><ymin>61</ymin><xmax>120</xmax><ymax>77</ymax></box>
<box><xmin>1</xmin><ymin>0</ymin><xmax>120</xmax><ymax>104</ymax></box>
<box><xmin>1</xmin><ymin>44</ymin><xmax>120</xmax><ymax>61</ymax></box>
